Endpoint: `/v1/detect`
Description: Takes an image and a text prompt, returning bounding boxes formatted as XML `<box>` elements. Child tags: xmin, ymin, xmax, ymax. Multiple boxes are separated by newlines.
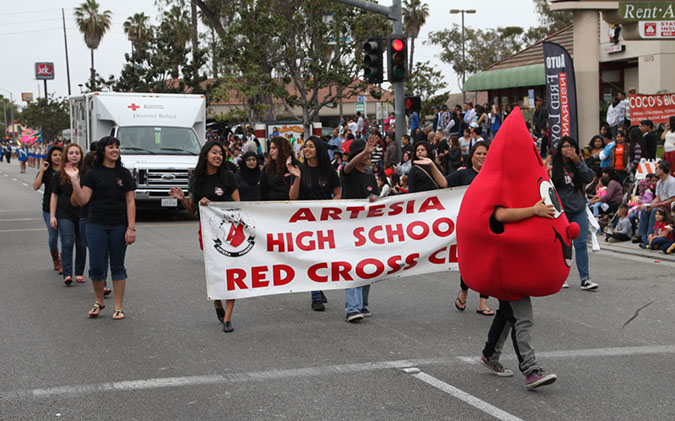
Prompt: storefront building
<box><xmin>463</xmin><ymin>0</ymin><xmax>675</xmax><ymax>143</ymax></box>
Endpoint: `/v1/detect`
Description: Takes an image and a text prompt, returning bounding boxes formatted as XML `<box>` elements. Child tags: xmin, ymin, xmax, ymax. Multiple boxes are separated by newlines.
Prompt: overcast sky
<box><xmin>1</xmin><ymin>0</ymin><xmax>540</xmax><ymax>109</ymax></box>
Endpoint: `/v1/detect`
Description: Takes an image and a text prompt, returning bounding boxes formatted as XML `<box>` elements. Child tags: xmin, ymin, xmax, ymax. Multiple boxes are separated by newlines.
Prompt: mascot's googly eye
<box><xmin>539</xmin><ymin>181</ymin><xmax>563</xmax><ymax>219</ymax></box>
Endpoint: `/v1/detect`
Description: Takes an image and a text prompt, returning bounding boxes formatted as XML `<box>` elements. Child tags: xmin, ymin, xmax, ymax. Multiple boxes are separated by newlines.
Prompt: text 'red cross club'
<box><xmin>128</xmin><ymin>103</ymin><xmax>140</xmax><ymax>111</ymax></box>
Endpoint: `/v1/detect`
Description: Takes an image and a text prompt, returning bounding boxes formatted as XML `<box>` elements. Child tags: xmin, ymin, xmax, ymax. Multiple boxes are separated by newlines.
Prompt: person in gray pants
<box><xmin>477</xmin><ymin>200</ymin><xmax>559</xmax><ymax>390</ymax></box>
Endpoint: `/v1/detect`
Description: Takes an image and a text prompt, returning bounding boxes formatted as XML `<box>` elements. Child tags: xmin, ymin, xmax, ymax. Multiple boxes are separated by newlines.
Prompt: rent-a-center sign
<box><xmin>620</xmin><ymin>2</ymin><xmax>675</xmax><ymax>21</ymax></box>
<box><xmin>35</xmin><ymin>62</ymin><xmax>55</xmax><ymax>80</ymax></box>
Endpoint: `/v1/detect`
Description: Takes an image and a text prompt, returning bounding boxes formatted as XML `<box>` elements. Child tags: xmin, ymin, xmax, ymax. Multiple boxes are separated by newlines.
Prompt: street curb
<box><xmin>590</xmin><ymin>244</ymin><xmax>675</xmax><ymax>263</ymax></box>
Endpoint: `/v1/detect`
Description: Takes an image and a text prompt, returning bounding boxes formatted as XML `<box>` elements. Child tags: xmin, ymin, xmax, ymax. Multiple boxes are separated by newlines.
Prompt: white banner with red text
<box><xmin>200</xmin><ymin>188</ymin><xmax>466</xmax><ymax>300</ymax></box>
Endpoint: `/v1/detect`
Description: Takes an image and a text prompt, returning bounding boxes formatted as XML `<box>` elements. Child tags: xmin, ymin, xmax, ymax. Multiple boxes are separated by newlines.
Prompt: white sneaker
<box><xmin>580</xmin><ymin>280</ymin><xmax>598</xmax><ymax>290</ymax></box>
<box><xmin>562</xmin><ymin>282</ymin><xmax>569</xmax><ymax>289</ymax></box>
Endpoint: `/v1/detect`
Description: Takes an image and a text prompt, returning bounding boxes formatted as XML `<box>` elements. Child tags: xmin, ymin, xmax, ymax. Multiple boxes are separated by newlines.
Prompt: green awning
<box><xmin>462</xmin><ymin>63</ymin><xmax>546</xmax><ymax>92</ymax></box>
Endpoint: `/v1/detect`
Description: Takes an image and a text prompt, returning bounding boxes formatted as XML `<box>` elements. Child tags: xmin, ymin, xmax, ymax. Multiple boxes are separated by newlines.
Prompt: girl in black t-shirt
<box><xmin>260</xmin><ymin>137</ymin><xmax>296</xmax><ymax>201</ymax></box>
<box><xmin>33</xmin><ymin>146</ymin><xmax>63</xmax><ymax>273</ymax></box>
<box><xmin>288</xmin><ymin>136</ymin><xmax>341</xmax><ymax>312</ymax></box>
<box><xmin>170</xmin><ymin>141</ymin><xmax>241</xmax><ymax>333</ymax></box>
<box><xmin>408</xmin><ymin>141</ymin><xmax>447</xmax><ymax>193</ymax></box>
<box><xmin>68</xmin><ymin>136</ymin><xmax>137</xmax><ymax>320</ymax></box>
<box><xmin>50</xmin><ymin>143</ymin><xmax>86</xmax><ymax>286</ymax></box>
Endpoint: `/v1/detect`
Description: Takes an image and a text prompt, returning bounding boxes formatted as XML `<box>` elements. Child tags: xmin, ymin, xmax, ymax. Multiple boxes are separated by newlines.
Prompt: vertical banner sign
<box><xmin>543</xmin><ymin>42</ymin><xmax>578</xmax><ymax>152</ymax></box>
<box><xmin>200</xmin><ymin>189</ymin><xmax>466</xmax><ymax>300</ymax></box>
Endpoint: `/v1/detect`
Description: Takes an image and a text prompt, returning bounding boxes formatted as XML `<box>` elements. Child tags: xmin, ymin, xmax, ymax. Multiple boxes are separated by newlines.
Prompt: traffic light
<box><xmin>405</xmin><ymin>96</ymin><xmax>421</xmax><ymax>113</ymax></box>
<box><xmin>362</xmin><ymin>37</ymin><xmax>384</xmax><ymax>84</ymax></box>
<box><xmin>387</xmin><ymin>34</ymin><xmax>408</xmax><ymax>82</ymax></box>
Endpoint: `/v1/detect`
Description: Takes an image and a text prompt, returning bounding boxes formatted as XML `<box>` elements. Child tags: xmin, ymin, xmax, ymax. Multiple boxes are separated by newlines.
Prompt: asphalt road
<box><xmin>1</xmin><ymin>161</ymin><xmax>674</xmax><ymax>421</ymax></box>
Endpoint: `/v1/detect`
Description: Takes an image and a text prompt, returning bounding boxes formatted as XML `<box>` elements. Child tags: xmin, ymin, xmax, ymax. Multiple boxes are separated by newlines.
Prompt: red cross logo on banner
<box><xmin>128</xmin><ymin>103</ymin><xmax>140</xmax><ymax>111</ymax></box>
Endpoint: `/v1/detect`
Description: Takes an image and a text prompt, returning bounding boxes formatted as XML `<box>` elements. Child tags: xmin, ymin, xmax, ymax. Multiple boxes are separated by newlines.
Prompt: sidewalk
<box><xmin>592</xmin><ymin>236</ymin><xmax>675</xmax><ymax>263</ymax></box>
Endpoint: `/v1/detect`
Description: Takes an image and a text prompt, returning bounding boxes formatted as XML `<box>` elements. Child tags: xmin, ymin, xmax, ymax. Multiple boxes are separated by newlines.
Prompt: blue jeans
<box><xmin>345</xmin><ymin>285</ymin><xmax>370</xmax><ymax>314</ymax></box>
<box><xmin>565</xmin><ymin>210</ymin><xmax>590</xmax><ymax>283</ymax></box>
<box><xmin>649</xmin><ymin>237</ymin><xmax>673</xmax><ymax>250</ymax></box>
<box><xmin>80</xmin><ymin>218</ymin><xmax>109</xmax><ymax>286</ymax></box>
<box><xmin>42</xmin><ymin>211</ymin><xmax>59</xmax><ymax>252</ymax></box>
<box><xmin>58</xmin><ymin>218</ymin><xmax>86</xmax><ymax>279</ymax></box>
<box><xmin>638</xmin><ymin>207</ymin><xmax>658</xmax><ymax>237</ymax></box>
<box><xmin>311</xmin><ymin>290</ymin><xmax>323</xmax><ymax>301</ymax></box>
<box><xmin>86</xmin><ymin>224</ymin><xmax>128</xmax><ymax>282</ymax></box>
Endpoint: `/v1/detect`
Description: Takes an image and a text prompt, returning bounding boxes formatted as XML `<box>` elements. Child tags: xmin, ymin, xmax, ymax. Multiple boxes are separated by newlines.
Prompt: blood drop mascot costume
<box><xmin>456</xmin><ymin>108</ymin><xmax>579</xmax><ymax>389</ymax></box>
<box><xmin>457</xmin><ymin>108</ymin><xmax>579</xmax><ymax>300</ymax></box>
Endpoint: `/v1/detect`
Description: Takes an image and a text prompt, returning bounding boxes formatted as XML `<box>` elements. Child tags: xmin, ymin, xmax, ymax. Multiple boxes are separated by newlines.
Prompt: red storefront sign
<box><xmin>35</xmin><ymin>62</ymin><xmax>55</xmax><ymax>80</ymax></box>
<box><xmin>629</xmin><ymin>93</ymin><xmax>675</xmax><ymax>125</ymax></box>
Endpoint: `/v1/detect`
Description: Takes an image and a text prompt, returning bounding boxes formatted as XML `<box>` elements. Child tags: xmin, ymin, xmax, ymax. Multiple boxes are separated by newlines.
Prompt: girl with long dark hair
<box><xmin>609</xmin><ymin>130</ymin><xmax>630</xmax><ymax>183</ymax></box>
<box><xmin>68</xmin><ymin>136</ymin><xmax>137</xmax><ymax>320</ymax></box>
<box><xmin>260</xmin><ymin>136</ymin><xmax>296</xmax><ymax>201</ymax></box>
<box><xmin>170</xmin><ymin>141</ymin><xmax>240</xmax><ymax>332</ymax></box>
<box><xmin>407</xmin><ymin>141</ymin><xmax>447</xmax><ymax>193</ymax></box>
<box><xmin>629</xmin><ymin>127</ymin><xmax>646</xmax><ymax>172</ymax></box>
<box><xmin>446</xmin><ymin>141</ymin><xmax>494</xmax><ymax>316</ymax></box>
<box><xmin>549</xmin><ymin>136</ymin><xmax>597</xmax><ymax>290</ymax></box>
<box><xmin>50</xmin><ymin>143</ymin><xmax>86</xmax><ymax>286</ymax></box>
<box><xmin>33</xmin><ymin>145</ymin><xmax>63</xmax><ymax>273</ymax></box>
<box><xmin>288</xmin><ymin>136</ymin><xmax>341</xmax><ymax>311</ymax></box>
<box><xmin>77</xmin><ymin>151</ymin><xmax>111</xmax><ymax>296</ymax></box>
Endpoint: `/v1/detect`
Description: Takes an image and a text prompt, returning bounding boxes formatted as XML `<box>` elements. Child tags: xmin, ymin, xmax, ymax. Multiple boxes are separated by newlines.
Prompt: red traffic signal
<box><xmin>387</xmin><ymin>35</ymin><xmax>408</xmax><ymax>83</ymax></box>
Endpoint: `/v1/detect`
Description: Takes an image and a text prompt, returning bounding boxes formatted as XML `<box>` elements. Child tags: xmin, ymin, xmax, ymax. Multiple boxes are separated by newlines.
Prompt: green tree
<box><xmin>533</xmin><ymin>0</ymin><xmax>573</xmax><ymax>35</ymax></box>
<box><xmin>405</xmin><ymin>61</ymin><xmax>449</xmax><ymax>120</ymax></box>
<box><xmin>427</xmin><ymin>26</ymin><xmax>529</xmax><ymax>87</ymax></box>
<box><xmin>402</xmin><ymin>0</ymin><xmax>429</xmax><ymax>74</ymax></box>
<box><xmin>74</xmin><ymin>0</ymin><xmax>113</xmax><ymax>90</ymax></box>
<box><xmin>123</xmin><ymin>12</ymin><xmax>151</xmax><ymax>49</ymax></box>
<box><xmin>18</xmin><ymin>96</ymin><xmax>70</xmax><ymax>142</ymax></box>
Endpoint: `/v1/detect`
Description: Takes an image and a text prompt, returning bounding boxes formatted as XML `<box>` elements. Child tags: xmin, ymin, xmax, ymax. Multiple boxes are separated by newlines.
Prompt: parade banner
<box><xmin>200</xmin><ymin>188</ymin><xmax>466</xmax><ymax>300</ymax></box>
<box><xmin>543</xmin><ymin>42</ymin><xmax>578</xmax><ymax>152</ymax></box>
<box><xmin>629</xmin><ymin>93</ymin><xmax>675</xmax><ymax>125</ymax></box>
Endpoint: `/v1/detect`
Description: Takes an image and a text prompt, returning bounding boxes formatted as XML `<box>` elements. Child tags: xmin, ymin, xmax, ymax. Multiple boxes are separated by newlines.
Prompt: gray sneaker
<box><xmin>580</xmin><ymin>280</ymin><xmax>598</xmax><ymax>290</ymax></box>
<box><xmin>525</xmin><ymin>369</ymin><xmax>557</xmax><ymax>390</ymax></box>
<box><xmin>480</xmin><ymin>355</ymin><xmax>513</xmax><ymax>377</ymax></box>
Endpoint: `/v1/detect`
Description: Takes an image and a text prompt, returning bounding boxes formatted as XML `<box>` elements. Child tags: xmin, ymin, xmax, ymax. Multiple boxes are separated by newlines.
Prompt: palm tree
<box><xmin>403</xmin><ymin>0</ymin><xmax>430</xmax><ymax>74</ymax></box>
<box><xmin>123</xmin><ymin>12</ymin><xmax>151</xmax><ymax>50</ymax></box>
<box><xmin>74</xmin><ymin>0</ymin><xmax>112</xmax><ymax>90</ymax></box>
<box><xmin>161</xmin><ymin>6</ymin><xmax>192</xmax><ymax>49</ymax></box>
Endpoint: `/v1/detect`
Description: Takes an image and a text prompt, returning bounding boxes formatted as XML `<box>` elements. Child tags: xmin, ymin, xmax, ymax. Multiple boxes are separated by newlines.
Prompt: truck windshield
<box><xmin>117</xmin><ymin>126</ymin><xmax>201</xmax><ymax>155</ymax></box>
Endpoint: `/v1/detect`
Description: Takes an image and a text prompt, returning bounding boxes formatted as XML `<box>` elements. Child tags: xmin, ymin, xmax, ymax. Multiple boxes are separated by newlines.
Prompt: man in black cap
<box><xmin>532</xmin><ymin>97</ymin><xmax>548</xmax><ymax>136</ymax></box>
<box><xmin>340</xmin><ymin>135</ymin><xmax>380</xmax><ymax>323</ymax></box>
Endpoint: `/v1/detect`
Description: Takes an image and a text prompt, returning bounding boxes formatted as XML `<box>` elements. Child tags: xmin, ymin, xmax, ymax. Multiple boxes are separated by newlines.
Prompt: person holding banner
<box><xmin>446</xmin><ymin>142</ymin><xmax>495</xmax><ymax>316</ymax></box>
<box><xmin>408</xmin><ymin>142</ymin><xmax>447</xmax><ymax>193</ymax></box>
<box><xmin>170</xmin><ymin>141</ymin><xmax>240</xmax><ymax>332</ymax></box>
<box><xmin>340</xmin><ymin>136</ymin><xmax>379</xmax><ymax>323</ymax></box>
<box><xmin>287</xmin><ymin>136</ymin><xmax>341</xmax><ymax>312</ymax></box>
<box><xmin>260</xmin><ymin>137</ymin><xmax>297</xmax><ymax>201</ymax></box>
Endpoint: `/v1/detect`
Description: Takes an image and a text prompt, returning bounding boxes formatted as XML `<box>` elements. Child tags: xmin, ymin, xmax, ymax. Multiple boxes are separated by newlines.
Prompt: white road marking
<box><xmin>0</xmin><ymin>209</ymin><xmax>35</xmax><ymax>212</ymax></box>
<box><xmin>22</xmin><ymin>182</ymin><xmax>28</xmax><ymax>186</ymax></box>
<box><xmin>458</xmin><ymin>344</ymin><xmax>675</xmax><ymax>364</ymax></box>
<box><xmin>0</xmin><ymin>218</ymin><xmax>42</xmax><ymax>222</ymax></box>
<box><xmin>410</xmin><ymin>371</ymin><xmax>524</xmax><ymax>421</ymax></box>
<box><xmin>12</xmin><ymin>177</ymin><xmax>17</xmax><ymax>181</ymax></box>
<box><xmin>1</xmin><ymin>358</ymin><xmax>449</xmax><ymax>400</ymax></box>
<box><xmin>0</xmin><ymin>228</ymin><xmax>47</xmax><ymax>233</ymax></box>
<box><xmin>3</xmin><ymin>344</ymin><xmax>675</xmax><ymax>401</ymax></box>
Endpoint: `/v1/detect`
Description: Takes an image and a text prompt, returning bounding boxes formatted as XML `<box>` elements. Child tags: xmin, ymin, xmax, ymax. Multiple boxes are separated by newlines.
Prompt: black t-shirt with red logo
<box><xmin>340</xmin><ymin>166</ymin><xmax>379</xmax><ymax>200</ymax></box>
<box><xmin>190</xmin><ymin>172</ymin><xmax>236</xmax><ymax>205</ymax></box>
<box><xmin>81</xmin><ymin>165</ymin><xmax>137</xmax><ymax>226</ymax></box>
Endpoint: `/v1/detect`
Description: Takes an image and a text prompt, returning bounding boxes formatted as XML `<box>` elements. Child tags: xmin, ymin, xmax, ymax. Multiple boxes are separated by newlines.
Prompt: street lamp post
<box><xmin>0</xmin><ymin>89</ymin><xmax>17</xmax><ymax>143</ymax></box>
<box><xmin>449</xmin><ymin>9</ymin><xmax>476</xmax><ymax>104</ymax></box>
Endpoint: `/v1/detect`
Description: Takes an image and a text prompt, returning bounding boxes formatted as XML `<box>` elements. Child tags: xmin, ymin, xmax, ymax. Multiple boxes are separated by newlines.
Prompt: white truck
<box><xmin>69</xmin><ymin>92</ymin><xmax>206</xmax><ymax>208</ymax></box>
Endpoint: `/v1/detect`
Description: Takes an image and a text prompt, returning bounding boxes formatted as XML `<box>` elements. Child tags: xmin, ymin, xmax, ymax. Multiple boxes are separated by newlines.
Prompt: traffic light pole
<box><xmin>333</xmin><ymin>0</ymin><xmax>405</xmax><ymax>160</ymax></box>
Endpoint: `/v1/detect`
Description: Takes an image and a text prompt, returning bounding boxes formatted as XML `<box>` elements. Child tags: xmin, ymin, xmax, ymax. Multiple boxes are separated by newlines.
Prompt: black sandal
<box><xmin>112</xmin><ymin>309</ymin><xmax>125</xmax><ymax>320</ymax></box>
<box><xmin>454</xmin><ymin>294</ymin><xmax>466</xmax><ymax>311</ymax></box>
<box><xmin>88</xmin><ymin>303</ymin><xmax>105</xmax><ymax>318</ymax></box>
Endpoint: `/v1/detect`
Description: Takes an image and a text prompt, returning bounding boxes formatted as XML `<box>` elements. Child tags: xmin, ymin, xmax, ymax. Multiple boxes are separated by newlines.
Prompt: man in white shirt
<box><xmin>463</xmin><ymin>102</ymin><xmax>476</xmax><ymax>125</ymax></box>
<box><xmin>606</xmin><ymin>97</ymin><xmax>623</xmax><ymax>137</ymax></box>
<box><xmin>356</xmin><ymin>112</ymin><xmax>364</xmax><ymax>137</ymax></box>
<box><xmin>347</xmin><ymin>118</ymin><xmax>359</xmax><ymax>137</ymax></box>
<box><xmin>636</xmin><ymin>161</ymin><xmax>675</xmax><ymax>241</ymax></box>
